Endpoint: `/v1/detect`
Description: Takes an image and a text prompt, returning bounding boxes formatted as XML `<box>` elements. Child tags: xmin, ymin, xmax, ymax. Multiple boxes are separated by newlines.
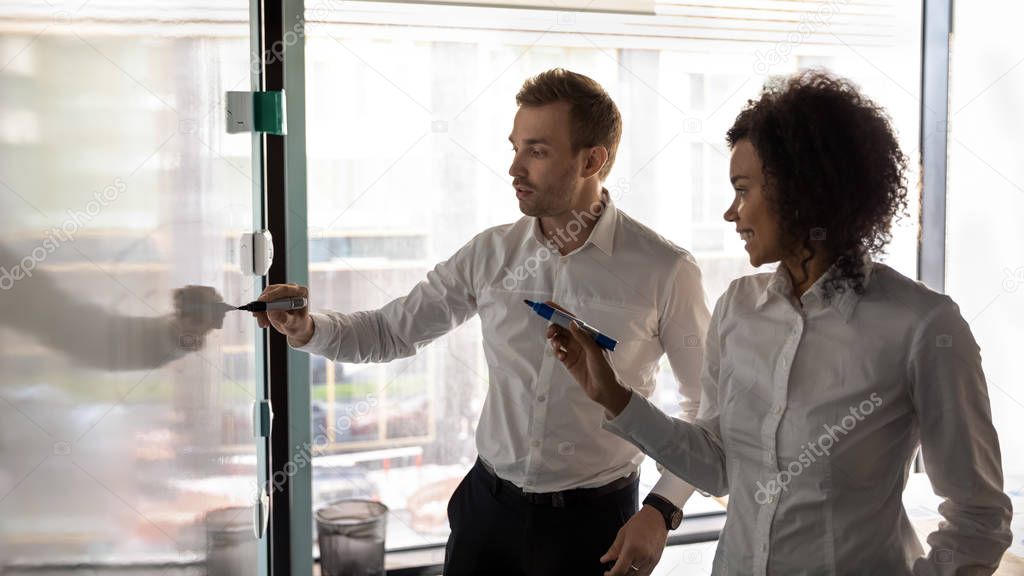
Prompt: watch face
<box><xmin>670</xmin><ymin>509</ymin><xmax>683</xmax><ymax>530</ymax></box>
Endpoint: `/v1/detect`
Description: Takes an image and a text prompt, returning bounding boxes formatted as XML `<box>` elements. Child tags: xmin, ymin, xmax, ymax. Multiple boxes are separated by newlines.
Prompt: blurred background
<box><xmin>0</xmin><ymin>0</ymin><xmax>1021</xmax><ymax>573</ymax></box>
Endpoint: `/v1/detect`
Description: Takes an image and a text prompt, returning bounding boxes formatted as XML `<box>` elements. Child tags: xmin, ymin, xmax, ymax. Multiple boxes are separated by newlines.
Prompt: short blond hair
<box><xmin>516</xmin><ymin>68</ymin><xmax>622</xmax><ymax>180</ymax></box>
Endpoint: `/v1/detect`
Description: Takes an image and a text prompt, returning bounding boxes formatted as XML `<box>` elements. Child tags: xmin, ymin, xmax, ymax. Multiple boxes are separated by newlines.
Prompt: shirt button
<box><xmin>537</xmin><ymin>395</ymin><xmax>546</xmax><ymax>402</ymax></box>
<box><xmin>768</xmin><ymin>450</ymin><xmax>776</xmax><ymax>460</ymax></box>
<box><xmin>772</xmin><ymin>405</ymin><xmax>783</xmax><ymax>415</ymax></box>
<box><xmin>761</xmin><ymin>543</ymin><xmax>769</xmax><ymax>552</ymax></box>
<box><xmin>525</xmin><ymin>479</ymin><xmax>534</xmax><ymax>487</ymax></box>
<box><xmin>767</xmin><ymin>494</ymin><xmax>775</xmax><ymax>503</ymax></box>
<box><xmin>531</xmin><ymin>440</ymin><xmax>541</xmax><ymax>448</ymax></box>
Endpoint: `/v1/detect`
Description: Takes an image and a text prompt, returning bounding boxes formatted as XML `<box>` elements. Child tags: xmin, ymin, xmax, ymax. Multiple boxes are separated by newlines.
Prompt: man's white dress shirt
<box><xmin>295</xmin><ymin>193</ymin><xmax>711</xmax><ymax>507</ymax></box>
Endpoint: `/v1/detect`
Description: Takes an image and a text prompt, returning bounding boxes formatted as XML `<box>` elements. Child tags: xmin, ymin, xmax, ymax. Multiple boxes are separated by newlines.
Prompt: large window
<box><xmin>302</xmin><ymin>0</ymin><xmax>923</xmax><ymax>551</ymax></box>
<box><xmin>947</xmin><ymin>2</ymin><xmax>1024</xmax><ymax>480</ymax></box>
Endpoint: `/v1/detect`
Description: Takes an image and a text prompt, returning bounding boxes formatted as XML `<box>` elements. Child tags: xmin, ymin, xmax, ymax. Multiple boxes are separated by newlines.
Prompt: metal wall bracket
<box><xmin>227</xmin><ymin>91</ymin><xmax>287</xmax><ymax>135</ymax></box>
<box><xmin>253</xmin><ymin>399</ymin><xmax>273</xmax><ymax>438</ymax></box>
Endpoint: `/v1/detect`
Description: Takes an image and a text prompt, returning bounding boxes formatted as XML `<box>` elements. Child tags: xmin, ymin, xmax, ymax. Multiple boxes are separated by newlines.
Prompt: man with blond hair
<box><xmin>257</xmin><ymin>68</ymin><xmax>709</xmax><ymax>576</ymax></box>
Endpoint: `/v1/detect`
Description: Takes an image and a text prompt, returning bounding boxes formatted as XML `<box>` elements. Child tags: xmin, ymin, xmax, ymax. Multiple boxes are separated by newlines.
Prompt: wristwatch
<box><xmin>642</xmin><ymin>493</ymin><xmax>683</xmax><ymax>531</ymax></box>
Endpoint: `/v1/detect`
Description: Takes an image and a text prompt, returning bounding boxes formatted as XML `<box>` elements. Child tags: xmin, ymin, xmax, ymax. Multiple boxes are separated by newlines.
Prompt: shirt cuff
<box><xmin>291</xmin><ymin>312</ymin><xmax>334</xmax><ymax>355</ymax></box>
<box><xmin>649</xmin><ymin>471</ymin><xmax>696</xmax><ymax>510</ymax></box>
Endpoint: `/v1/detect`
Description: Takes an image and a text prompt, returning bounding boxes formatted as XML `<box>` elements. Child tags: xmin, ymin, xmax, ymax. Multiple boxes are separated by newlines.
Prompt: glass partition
<box><xmin>0</xmin><ymin>2</ymin><xmax>263</xmax><ymax>573</ymax></box>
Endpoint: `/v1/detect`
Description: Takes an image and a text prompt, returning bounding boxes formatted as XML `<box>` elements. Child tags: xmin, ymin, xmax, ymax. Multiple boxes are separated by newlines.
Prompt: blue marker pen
<box><xmin>524</xmin><ymin>299</ymin><xmax>617</xmax><ymax>351</ymax></box>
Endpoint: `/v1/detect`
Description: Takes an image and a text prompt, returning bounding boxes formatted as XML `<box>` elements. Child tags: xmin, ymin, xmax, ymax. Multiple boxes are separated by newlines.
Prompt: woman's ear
<box><xmin>581</xmin><ymin>146</ymin><xmax>609</xmax><ymax>179</ymax></box>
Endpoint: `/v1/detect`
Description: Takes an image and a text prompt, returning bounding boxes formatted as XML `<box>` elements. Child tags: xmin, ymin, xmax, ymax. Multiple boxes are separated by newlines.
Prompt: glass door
<box><xmin>0</xmin><ymin>1</ymin><xmax>268</xmax><ymax>573</ymax></box>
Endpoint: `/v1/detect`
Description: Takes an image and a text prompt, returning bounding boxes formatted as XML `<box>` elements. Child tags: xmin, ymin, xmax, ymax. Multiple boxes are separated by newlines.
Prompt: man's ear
<box><xmin>580</xmin><ymin>146</ymin><xmax>609</xmax><ymax>180</ymax></box>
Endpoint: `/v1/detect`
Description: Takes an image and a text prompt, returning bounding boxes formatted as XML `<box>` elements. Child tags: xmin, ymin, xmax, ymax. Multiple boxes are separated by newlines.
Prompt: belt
<box><xmin>476</xmin><ymin>458</ymin><xmax>638</xmax><ymax>508</ymax></box>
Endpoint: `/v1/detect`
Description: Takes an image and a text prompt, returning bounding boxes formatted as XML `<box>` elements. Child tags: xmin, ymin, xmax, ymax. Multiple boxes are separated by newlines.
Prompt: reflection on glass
<box><xmin>302</xmin><ymin>1</ymin><xmax>923</xmax><ymax>550</ymax></box>
<box><xmin>206</xmin><ymin>506</ymin><xmax>259</xmax><ymax>576</ymax></box>
<box><xmin>0</xmin><ymin>1</ymin><xmax>259</xmax><ymax>573</ymax></box>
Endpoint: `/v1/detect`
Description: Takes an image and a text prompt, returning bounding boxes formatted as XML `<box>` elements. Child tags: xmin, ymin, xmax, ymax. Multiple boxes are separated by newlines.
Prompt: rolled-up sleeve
<box><xmin>908</xmin><ymin>299</ymin><xmax>1013</xmax><ymax>575</ymax></box>
<box><xmin>294</xmin><ymin>235</ymin><xmax>480</xmax><ymax>364</ymax></box>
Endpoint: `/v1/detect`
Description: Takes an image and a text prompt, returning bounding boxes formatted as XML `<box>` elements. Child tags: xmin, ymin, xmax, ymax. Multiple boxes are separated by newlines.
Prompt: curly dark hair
<box><xmin>726</xmin><ymin>70</ymin><xmax>908</xmax><ymax>298</ymax></box>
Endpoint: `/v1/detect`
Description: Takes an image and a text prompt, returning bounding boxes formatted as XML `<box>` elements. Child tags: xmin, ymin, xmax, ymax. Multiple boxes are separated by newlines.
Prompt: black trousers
<box><xmin>443</xmin><ymin>459</ymin><xmax>639</xmax><ymax>576</ymax></box>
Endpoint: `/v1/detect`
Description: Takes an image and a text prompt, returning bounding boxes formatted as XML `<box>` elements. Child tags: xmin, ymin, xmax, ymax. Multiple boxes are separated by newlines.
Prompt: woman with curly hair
<box><xmin>545</xmin><ymin>70</ymin><xmax>1013</xmax><ymax>575</ymax></box>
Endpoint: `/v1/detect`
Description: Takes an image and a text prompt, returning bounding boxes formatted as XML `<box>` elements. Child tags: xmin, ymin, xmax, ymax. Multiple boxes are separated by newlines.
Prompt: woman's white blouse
<box><xmin>604</xmin><ymin>259</ymin><xmax>1013</xmax><ymax>575</ymax></box>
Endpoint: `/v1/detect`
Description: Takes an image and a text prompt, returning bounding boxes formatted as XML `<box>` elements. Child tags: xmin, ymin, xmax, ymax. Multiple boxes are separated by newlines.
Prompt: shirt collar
<box><xmin>530</xmin><ymin>188</ymin><xmax>617</xmax><ymax>257</ymax></box>
<box><xmin>755</xmin><ymin>253</ymin><xmax>874</xmax><ymax>321</ymax></box>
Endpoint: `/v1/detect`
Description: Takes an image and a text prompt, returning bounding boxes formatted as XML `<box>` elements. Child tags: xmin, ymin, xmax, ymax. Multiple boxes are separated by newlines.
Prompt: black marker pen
<box><xmin>236</xmin><ymin>297</ymin><xmax>308</xmax><ymax>312</ymax></box>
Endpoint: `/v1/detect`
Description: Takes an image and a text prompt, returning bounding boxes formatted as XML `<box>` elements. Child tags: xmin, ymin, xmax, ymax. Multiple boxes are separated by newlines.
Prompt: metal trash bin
<box><xmin>316</xmin><ymin>499</ymin><xmax>388</xmax><ymax>576</ymax></box>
